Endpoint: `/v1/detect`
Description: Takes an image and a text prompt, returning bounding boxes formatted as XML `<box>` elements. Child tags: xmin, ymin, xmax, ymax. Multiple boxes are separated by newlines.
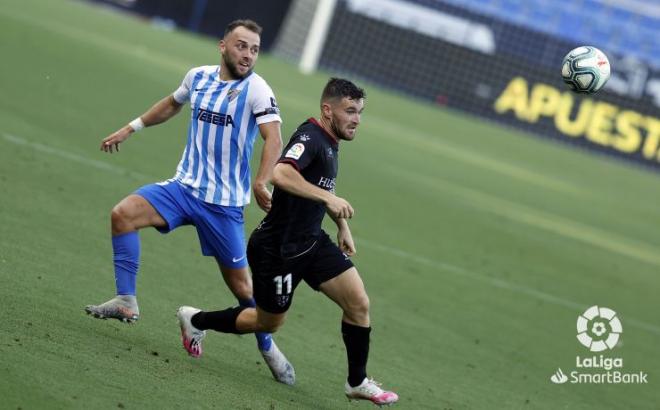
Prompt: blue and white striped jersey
<box><xmin>170</xmin><ymin>65</ymin><xmax>281</xmax><ymax>206</ymax></box>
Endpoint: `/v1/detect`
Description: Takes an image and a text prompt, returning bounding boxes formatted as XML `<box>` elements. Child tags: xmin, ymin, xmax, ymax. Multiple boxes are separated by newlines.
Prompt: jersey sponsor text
<box><xmin>197</xmin><ymin>108</ymin><xmax>235</xmax><ymax>127</ymax></box>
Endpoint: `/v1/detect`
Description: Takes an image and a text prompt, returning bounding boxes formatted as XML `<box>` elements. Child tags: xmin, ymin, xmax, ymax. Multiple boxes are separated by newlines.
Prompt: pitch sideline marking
<box><xmin>3</xmin><ymin>131</ymin><xmax>659</xmax><ymax>336</ymax></box>
<box><xmin>275</xmin><ymin>92</ymin><xmax>582</xmax><ymax>196</ymax></box>
<box><xmin>356</xmin><ymin>237</ymin><xmax>660</xmax><ymax>336</ymax></box>
<box><xmin>0</xmin><ymin>4</ymin><xmax>581</xmax><ymax>197</ymax></box>
<box><xmin>394</xmin><ymin>166</ymin><xmax>660</xmax><ymax>268</ymax></box>
<box><xmin>2</xmin><ymin>133</ymin><xmax>152</xmax><ymax>181</ymax></box>
<box><xmin>363</xmin><ymin>118</ymin><xmax>581</xmax><ymax>195</ymax></box>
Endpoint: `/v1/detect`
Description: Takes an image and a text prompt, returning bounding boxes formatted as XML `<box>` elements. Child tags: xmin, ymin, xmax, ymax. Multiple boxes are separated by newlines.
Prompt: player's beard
<box><xmin>330</xmin><ymin>117</ymin><xmax>353</xmax><ymax>141</ymax></box>
<box><xmin>329</xmin><ymin>117</ymin><xmax>345</xmax><ymax>140</ymax></box>
<box><xmin>223</xmin><ymin>54</ymin><xmax>252</xmax><ymax>80</ymax></box>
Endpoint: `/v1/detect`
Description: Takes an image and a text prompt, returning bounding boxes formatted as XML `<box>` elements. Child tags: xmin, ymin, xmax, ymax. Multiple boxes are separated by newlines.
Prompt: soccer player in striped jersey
<box><xmin>85</xmin><ymin>19</ymin><xmax>295</xmax><ymax>385</ymax></box>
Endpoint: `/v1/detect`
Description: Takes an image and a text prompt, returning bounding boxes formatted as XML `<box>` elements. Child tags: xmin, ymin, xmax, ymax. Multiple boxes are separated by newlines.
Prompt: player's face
<box><xmin>327</xmin><ymin>97</ymin><xmax>364</xmax><ymax>141</ymax></box>
<box><xmin>219</xmin><ymin>26</ymin><xmax>260</xmax><ymax>80</ymax></box>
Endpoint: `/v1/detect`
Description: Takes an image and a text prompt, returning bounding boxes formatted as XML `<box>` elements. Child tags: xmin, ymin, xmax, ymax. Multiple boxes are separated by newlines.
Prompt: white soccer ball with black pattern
<box><xmin>561</xmin><ymin>46</ymin><xmax>610</xmax><ymax>94</ymax></box>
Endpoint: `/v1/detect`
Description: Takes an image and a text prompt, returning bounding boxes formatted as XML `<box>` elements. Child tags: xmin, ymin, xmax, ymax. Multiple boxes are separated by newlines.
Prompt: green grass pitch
<box><xmin>0</xmin><ymin>0</ymin><xmax>658</xmax><ymax>408</ymax></box>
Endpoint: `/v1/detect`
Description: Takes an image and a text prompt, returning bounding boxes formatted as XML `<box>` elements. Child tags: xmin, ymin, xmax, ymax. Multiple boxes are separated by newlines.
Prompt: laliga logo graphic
<box><xmin>576</xmin><ymin>305</ymin><xmax>622</xmax><ymax>352</ymax></box>
<box><xmin>550</xmin><ymin>305</ymin><xmax>646</xmax><ymax>385</ymax></box>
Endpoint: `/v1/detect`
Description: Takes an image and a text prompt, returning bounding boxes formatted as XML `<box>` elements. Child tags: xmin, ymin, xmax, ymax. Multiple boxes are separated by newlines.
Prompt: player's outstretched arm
<box><xmin>100</xmin><ymin>95</ymin><xmax>183</xmax><ymax>153</ymax></box>
<box><xmin>253</xmin><ymin>121</ymin><xmax>283</xmax><ymax>212</ymax></box>
<box><xmin>272</xmin><ymin>163</ymin><xmax>354</xmax><ymax>219</ymax></box>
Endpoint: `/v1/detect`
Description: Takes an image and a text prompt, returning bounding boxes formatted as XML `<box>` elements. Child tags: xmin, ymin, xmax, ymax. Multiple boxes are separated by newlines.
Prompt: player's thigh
<box><xmin>132</xmin><ymin>181</ymin><xmax>193</xmax><ymax>232</ymax></box>
<box><xmin>113</xmin><ymin>194</ymin><xmax>167</xmax><ymax>229</ymax></box>
<box><xmin>318</xmin><ymin>267</ymin><xmax>369</xmax><ymax>314</ymax></box>
<box><xmin>247</xmin><ymin>239</ymin><xmax>304</xmax><ymax>314</ymax></box>
<box><xmin>194</xmin><ymin>205</ymin><xmax>247</xmax><ymax>266</ymax></box>
<box><xmin>304</xmin><ymin>232</ymin><xmax>358</xmax><ymax>305</ymax></box>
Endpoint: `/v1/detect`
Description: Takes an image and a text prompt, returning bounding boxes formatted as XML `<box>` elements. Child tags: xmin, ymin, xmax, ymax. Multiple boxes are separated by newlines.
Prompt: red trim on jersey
<box><xmin>308</xmin><ymin>117</ymin><xmax>338</xmax><ymax>145</ymax></box>
<box><xmin>277</xmin><ymin>158</ymin><xmax>300</xmax><ymax>171</ymax></box>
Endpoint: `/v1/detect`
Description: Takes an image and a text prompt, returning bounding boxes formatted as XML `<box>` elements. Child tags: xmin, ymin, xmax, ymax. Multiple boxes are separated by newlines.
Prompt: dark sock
<box><xmin>342</xmin><ymin>321</ymin><xmax>371</xmax><ymax>387</ymax></box>
<box><xmin>191</xmin><ymin>306</ymin><xmax>247</xmax><ymax>334</ymax></box>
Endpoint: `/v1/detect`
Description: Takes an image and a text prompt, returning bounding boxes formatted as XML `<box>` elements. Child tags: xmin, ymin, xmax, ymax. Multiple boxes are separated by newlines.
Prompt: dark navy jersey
<box><xmin>252</xmin><ymin>118</ymin><xmax>339</xmax><ymax>258</ymax></box>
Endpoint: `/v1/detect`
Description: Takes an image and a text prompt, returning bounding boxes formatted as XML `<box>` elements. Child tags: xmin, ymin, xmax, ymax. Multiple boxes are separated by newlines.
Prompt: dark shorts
<box><xmin>248</xmin><ymin>231</ymin><xmax>354</xmax><ymax>314</ymax></box>
<box><xmin>135</xmin><ymin>180</ymin><xmax>247</xmax><ymax>269</ymax></box>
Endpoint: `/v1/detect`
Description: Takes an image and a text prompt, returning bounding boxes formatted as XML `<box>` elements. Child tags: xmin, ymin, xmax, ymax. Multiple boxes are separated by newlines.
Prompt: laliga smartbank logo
<box><xmin>576</xmin><ymin>305</ymin><xmax>621</xmax><ymax>352</ymax></box>
<box><xmin>550</xmin><ymin>305</ymin><xmax>648</xmax><ymax>385</ymax></box>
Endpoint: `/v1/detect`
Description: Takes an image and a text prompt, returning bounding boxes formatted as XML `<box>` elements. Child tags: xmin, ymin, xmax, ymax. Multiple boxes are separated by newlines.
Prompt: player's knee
<box><xmin>111</xmin><ymin>205</ymin><xmax>125</xmax><ymax>228</ymax></box>
<box><xmin>346</xmin><ymin>292</ymin><xmax>370</xmax><ymax>319</ymax></box>
<box><xmin>111</xmin><ymin>203</ymin><xmax>134</xmax><ymax>233</ymax></box>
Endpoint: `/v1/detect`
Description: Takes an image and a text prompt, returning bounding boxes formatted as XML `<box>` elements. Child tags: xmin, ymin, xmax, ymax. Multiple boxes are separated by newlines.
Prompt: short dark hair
<box><xmin>224</xmin><ymin>19</ymin><xmax>262</xmax><ymax>37</ymax></box>
<box><xmin>321</xmin><ymin>78</ymin><xmax>366</xmax><ymax>104</ymax></box>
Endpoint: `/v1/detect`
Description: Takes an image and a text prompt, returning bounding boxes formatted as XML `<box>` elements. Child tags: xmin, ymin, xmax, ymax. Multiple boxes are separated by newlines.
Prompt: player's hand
<box><xmin>337</xmin><ymin>228</ymin><xmax>356</xmax><ymax>256</ymax></box>
<box><xmin>325</xmin><ymin>195</ymin><xmax>354</xmax><ymax>219</ymax></box>
<box><xmin>253</xmin><ymin>182</ymin><xmax>272</xmax><ymax>212</ymax></box>
<box><xmin>100</xmin><ymin>125</ymin><xmax>133</xmax><ymax>153</ymax></box>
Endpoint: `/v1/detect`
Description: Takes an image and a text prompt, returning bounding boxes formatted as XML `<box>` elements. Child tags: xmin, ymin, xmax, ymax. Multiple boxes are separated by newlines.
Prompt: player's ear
<box><xmin>218</xmin><ymin>39</ymin><xmax>226</xmax><ymax>53</ymax></box>
<box><xmin>320</xmin><ymin>101</ymin><xmax>333</xmax><ymax>118</ymax></box>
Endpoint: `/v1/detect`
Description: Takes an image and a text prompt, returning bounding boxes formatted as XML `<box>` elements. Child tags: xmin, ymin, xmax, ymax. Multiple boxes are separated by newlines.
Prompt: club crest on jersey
<box><xmin>227</xmin><ymin>88</ymin><xmax>241</xmax><ymax>102</ymax></box>
<box><xmin>285</xmin><ymin>143</ymin><xmax>305</xmax><ymax>160</ymax></box>
<box><xmin>197</xmin><ymin>108</ymin><xmax>234</xmax><ymax>127</ymax></box>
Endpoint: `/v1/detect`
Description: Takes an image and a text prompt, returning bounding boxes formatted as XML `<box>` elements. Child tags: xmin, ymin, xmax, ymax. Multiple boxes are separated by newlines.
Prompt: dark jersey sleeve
<box><xmin>278</xmin><ymin>132</ymin><xmax>321</xmax><ymax>171</ymax></box>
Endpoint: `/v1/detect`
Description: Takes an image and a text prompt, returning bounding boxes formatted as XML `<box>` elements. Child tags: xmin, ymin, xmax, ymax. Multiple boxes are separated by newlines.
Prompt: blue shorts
<box><xmin>135</xmin><ymin>180</ymin><xmax>247</xmax><ymax>269</ymax></box>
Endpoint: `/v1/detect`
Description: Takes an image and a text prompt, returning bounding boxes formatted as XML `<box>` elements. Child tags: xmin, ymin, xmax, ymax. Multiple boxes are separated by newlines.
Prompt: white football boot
<box><xmin>176</xmin><ymin>306</ymin><xmax>206</xmax><ymax>358</ymax></box>
<box><xmin>85</xmin><ymin>295</ymin><xmax>139</xmax><ymax>323</ymax></box>
<box><xmin>345</xmin><ymin>377</ymin><xmax>399</xmax><ymax>406</ymax></box>
<box><xmin>260</xmin><ymin>341</ymin><xmax>296</xmax><ymax>385</ymax></box>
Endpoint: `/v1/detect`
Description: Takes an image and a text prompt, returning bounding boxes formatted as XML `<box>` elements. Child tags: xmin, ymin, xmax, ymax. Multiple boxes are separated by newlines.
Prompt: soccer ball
<box><xmin>561</xmin><ymin>46</ymin><xmax>611</xmax><ymax>94</ymax></box>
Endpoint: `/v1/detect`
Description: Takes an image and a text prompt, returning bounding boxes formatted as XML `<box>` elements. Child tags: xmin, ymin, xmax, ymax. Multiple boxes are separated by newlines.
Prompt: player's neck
<box><xmin>316</xmin><ymin>117</ymin><xmax>340</xmax><ymax>142</ymax></box>
<box><xmin>218</xmin><ymin>64</ymin><xmax>238</xmax><ymax>82</ymax></box>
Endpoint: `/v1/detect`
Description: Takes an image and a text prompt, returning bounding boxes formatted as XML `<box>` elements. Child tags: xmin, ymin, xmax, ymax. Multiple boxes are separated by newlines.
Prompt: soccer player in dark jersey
<box><xmin>176</xmin><ymin>78</ymin><xmax>398</xmax><ymax>405</ymax></box>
